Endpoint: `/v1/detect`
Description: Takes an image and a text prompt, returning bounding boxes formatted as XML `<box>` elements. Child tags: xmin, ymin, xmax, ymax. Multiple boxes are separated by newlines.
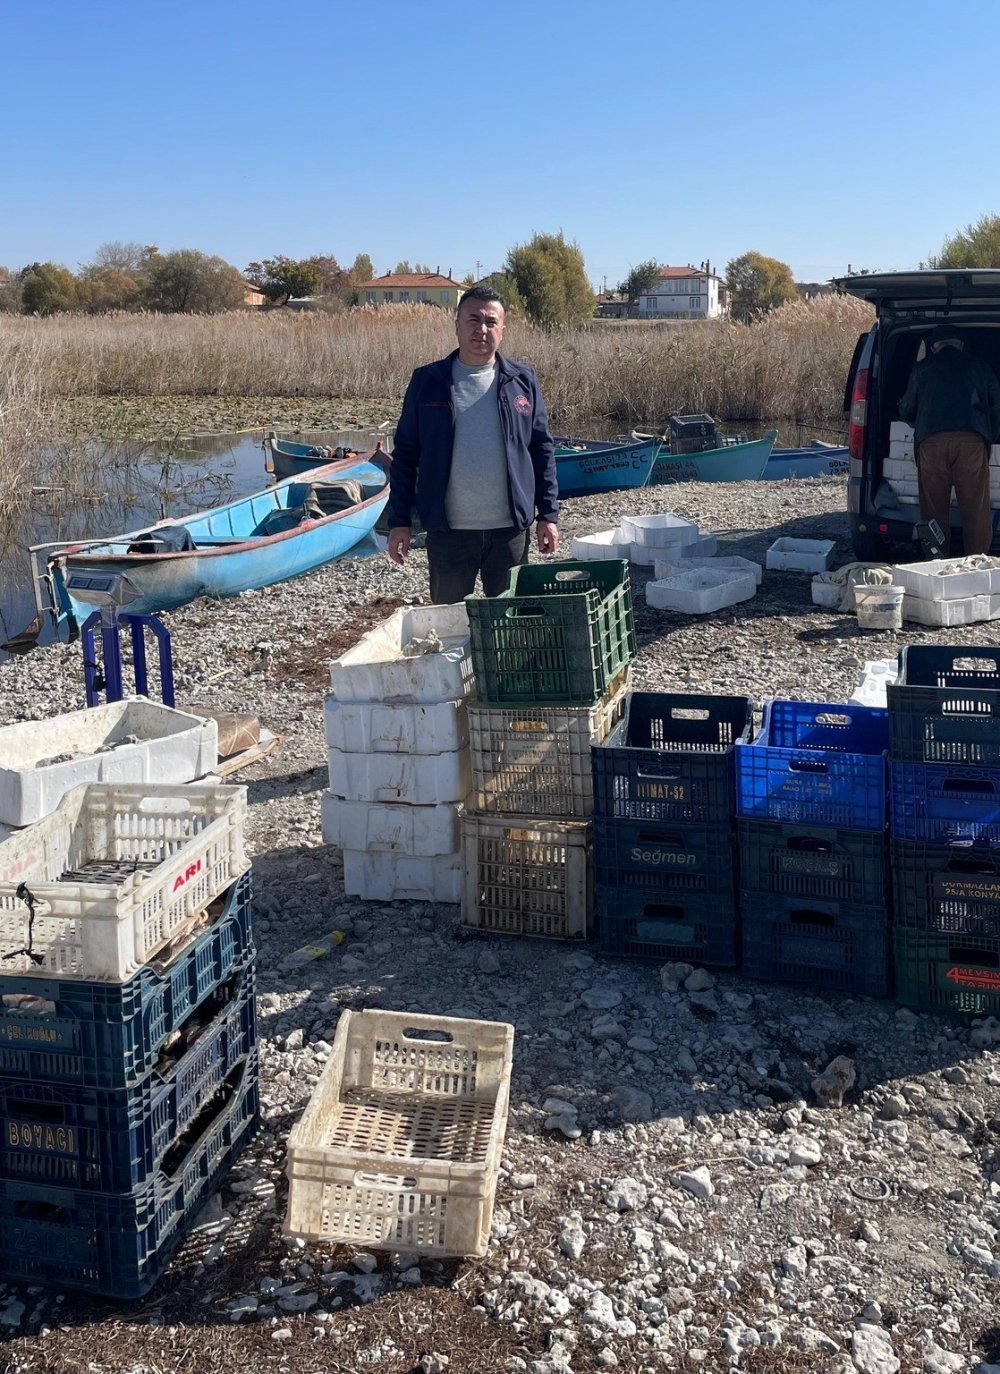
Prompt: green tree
<box><xmin>77</xmin><ymin>267</ymin><xmax>144</xmax><ymax>312</ymax></box>
<box><xmin>505</xmin><ymin>232</ymin><xmax>594</xmax><ymax>327</ymax></box>
<box><xmin>145</xmin><ymin>249</ymin><xmax>245</xmax><ymax>312</ymax></box>
<box><xmin>20</xmin><ymin>262</ymin><xmax>78</xmax><ymax>314</ymax></box>
<box><xmin>725</xmin><ymin>251</ymin><xmax>797</xmax><ymax>322</ymax></box>
<box><xmin>932</xmin><ymin>214</ymin><xmax>1000</xmax><ymax>267</ymax></box>
<box><xmin>474</xmin><ymin>271</ymin><xmax>526</xmax><ymax>317</ymax></box>
<box><xmin>619</xmin><ymin>260</ymin><xmax>661</xmax><ymax>302</ymax></box>
<box><xmin>351</xmin><ymin>253</ymin><xmax>374</xmax><ymax>283</ymax></box>
<box><xmin>244</xmin><ymin>256</ymin><xmax>321</xmax><ymax>305</ymax></box>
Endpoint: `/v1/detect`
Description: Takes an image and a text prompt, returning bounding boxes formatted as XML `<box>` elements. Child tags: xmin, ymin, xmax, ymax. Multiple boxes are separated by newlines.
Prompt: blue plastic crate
<box><xmin>592</xmin><ymin>691</ymin><xmax>752</xmax><ymax>824</ymax></box>
<box><xmin>740</xmin><ymin>892</ymin><xmax>890</xmax><ymax>996</ymax></box>
<box><xmin>894</xmin><ymin>929</ymin><xmax>1000</xmax><ymax>1017</ymax></box>
<box><xmin>595</xmin><ymin>885</ymin><xmax>739</xmax><ymax>966</ymax></box>
<box><xmin>0</xmin><ymin>871</ymin><xmax>253</xmax><ymax>1089</ymax></box>
<box><xmin>891</xmin><ymin>837</ymin><xmax>1000</xmax><ymax>937</ymax></box>
<box><xmin>0</xmin><ymin>964</ymin><xmax>255</xmax><ymax>1192</ymax></box>
<box><xmin>594</xmin><ymin>817</ymin><xmax>735</xmax><ymax>892</ymax></box>
<box><xmin>735</xmin><ymin>699</ymin><xmax>889</xmax><ymax>829</ymax></box>
<box><xmin>889</xmin><ymin>761</ymin><xmax>1000</xmax><ymax>844</ymax></box>
<box><xmin>888</xmin><ymin>645</ymin><xmax>1000</xmax><ymax>764</ymax></box>
<box><xmin>739</xmin><ymin>818</ymin><xmax>887</xmax><ymax>905</ymax></box>
<box><xmin>0</xmin><ymin>1048</ymin><xmax>258</xmax><ymax>1299</ymax></box>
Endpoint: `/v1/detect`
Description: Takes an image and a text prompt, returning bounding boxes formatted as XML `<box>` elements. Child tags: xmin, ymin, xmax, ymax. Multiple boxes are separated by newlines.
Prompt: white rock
<box><xmin>684</xmin><ymin>969</ymin><xmax>715</xmax><ymax>992</ymax></box>
<box><xmin>852</xmin><ymin>1324</ymin><xmax>900</xmax><ymax>1374</ymax></box>
<box><xmin>780</xmin><ymin>1244</ymin><xmax>808</xmax><ymax>1278</ymax></box>
<box><xmin>788</xmin><ymin>1136</ymin><xmax>823</xmax><ymax>1167</ymax></box>
<box><xmin>606</xmin><ymin>1176</ymin><xmax>648</xmax><ymax>1212</ymax></box>
<box><xmin>581</xmin><ymin>986</ymin><xmax>623</xmax><ymax>1010</ymax></box>
<box><xmin>673</xmin><ymin>1167</ymin><xmax>714</xmax><ymax>1200</ymax></box>
<box><xmin>922</xmin><ymin>1342</ymin><xmax>964</xmax><ymax>1374</ymax></box>
<box><xmin>476</xmin><ymin>951</ymin><xmax>501</xmax><ymax>975</ymax></box>
<box><xmin>271</xmin><ymin>1328</ymin><xmax>293</xmax><ymax>1341</ymax></box>
<box><xmin>510</xmin><ymin>1173</ymin><xmax>537</xmax><ymax>1190</ymax></box>
<box><xmin>558</xmin><ymin>1213</ymin><xmax>587</xmax><ymax>1261</ymax></box>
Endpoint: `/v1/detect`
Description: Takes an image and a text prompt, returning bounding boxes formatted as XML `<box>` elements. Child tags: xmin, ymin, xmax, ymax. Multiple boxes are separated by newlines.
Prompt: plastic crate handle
<box><xmin>786</xmin><ymin>835</ymin><xmax>834</xmax><ymax>855</ymax></box>
<box><xmin>942</xmin><ymin>776</ymin><xmax>998</xmax><ymax>796</ymax></box>
<box><xmin>506</xmin><ymin>603</ymin><xmax>546</xmax><ymax>619</ymax></box>
<box><xmin>402</xmin><ymin>1027</ymin><xmax>455</xmax><ymax>1043</ymax></box>
<box><xmin>787</xmin><ymin>757</ymin><xmax>829</xmax><ymax>775</ymax></box>
<box><xmin>788</xmin><ymin>908</ymin><xmax>836</xmax><ymax>928</ymax></box>
<box><xmin>354</xmin><ymin>1170</ymin><xmax>419</xmax><ymax>1190</ymax></box>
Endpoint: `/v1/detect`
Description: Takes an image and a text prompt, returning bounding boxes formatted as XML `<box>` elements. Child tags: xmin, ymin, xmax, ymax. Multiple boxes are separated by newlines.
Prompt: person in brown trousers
<box><xmin>898</xmin><ymin>323</ymin><xmax>1000</xmax><ymax>555</ymax></box>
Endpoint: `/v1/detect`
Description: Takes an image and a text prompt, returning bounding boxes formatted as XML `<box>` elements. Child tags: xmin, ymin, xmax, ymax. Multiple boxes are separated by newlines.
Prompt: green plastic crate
<box><xmin>893</xmin><ymin>929</ymin><xmax>1000</xmax><ymax>1016</ymax></box>
<box><xmin>467</xmin><ymin>560</ymin><xmax>636</xmax><ymax>706</ymax></box>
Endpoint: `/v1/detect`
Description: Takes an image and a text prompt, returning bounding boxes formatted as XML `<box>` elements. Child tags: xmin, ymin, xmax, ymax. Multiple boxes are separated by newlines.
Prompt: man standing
<box><xmin>386</xmin><ymin>286</ymin><xmax>559</xmax><ymax>602</ymax></box>
<box><xmin>898</xmin><ymin>323</ymin><xmax>1000</xmax><ymax>555</ymax></box>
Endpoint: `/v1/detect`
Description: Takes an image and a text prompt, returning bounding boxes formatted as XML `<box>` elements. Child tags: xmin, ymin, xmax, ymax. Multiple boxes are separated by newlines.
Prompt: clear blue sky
<box><xmin>5</xmin><ymin>0</ymin><xmax>1000</xmax><ymax>289</ymax></box>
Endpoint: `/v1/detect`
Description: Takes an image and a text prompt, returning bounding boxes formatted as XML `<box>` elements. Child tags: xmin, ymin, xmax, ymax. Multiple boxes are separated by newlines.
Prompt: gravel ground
<box><xmin>1</xmin><ymin>474</ymin><xmax>999</xmax><ymax>1374</ymax></box>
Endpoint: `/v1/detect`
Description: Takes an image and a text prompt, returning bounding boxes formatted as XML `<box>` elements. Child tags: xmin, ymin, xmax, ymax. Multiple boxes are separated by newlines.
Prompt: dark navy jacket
<box><xmin>386</xmin><ymin>350</ymin><xmax>558</xmax><ymax>531</ymax></box>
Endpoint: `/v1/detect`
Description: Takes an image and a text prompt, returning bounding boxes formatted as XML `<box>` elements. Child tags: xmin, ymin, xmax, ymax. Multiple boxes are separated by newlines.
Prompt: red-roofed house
<box><xmin>360</xmin><ymin>269</ymin><xmax>463</xmax><ymax>310</ymax></box>
<box><xmin>633</xmin><ymin>263</ymin><xmax>728</xmax><ymax>320</ymax></box>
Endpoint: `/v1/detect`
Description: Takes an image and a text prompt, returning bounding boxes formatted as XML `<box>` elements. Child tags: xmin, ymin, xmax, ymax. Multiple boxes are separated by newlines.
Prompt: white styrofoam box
<box><xmin>811</xmin><ymin>573</ymin><xmax>844</xmax><ymax>609</ymax></box>
<box><xmin>883</xmin><ymin>456</ymin><xmax>917</xmax><ymax>481</ymax></box>
<box><xmin>321</xmin><ymin>791</ymin><xmax>461</xmax><ymax>855</ymax></box>
<box><xmin>889</xmin><ymin>439</ymin><xmax>914</xmax><ymax>460</ymax></box>
<box><xmin>655</xmin><ymin>554</ymin><xmax>763</xmax><ymax>587</ymax></box>
<box><xmin>993</xmin><ymin>445</ymin><xmax>1000</xmax><ymax>466</ymax></box>
<box><xmin>646</xmin><ymin>568</ymin><xmax>757</xmax><ymax>614</ymax></box>
<box><xmin>902</xmin><ymin>592</ymin><xmax>995</xmax><ymax>627</ymax></box>
<box><xmin>341</xmin><ymin>849</ymin><xmax>462</xmax><ymax>903</ymax></box>
<box><xmin>893</xmin><ymin>557</ymin><xmax>1000</xmax><ymax>600</ymax></box>
<box><xmin>327</xmin><ymin>747</ymin><xmax>470</xmax><ymax>805</ymax></box>
<box><xmin>329</xmin><ymin>603</ymin><xmax>473</xmax><ymax>704</ymax></box>
<box><xmin>570</xmin><ymin>528</ymin><xmax>631</xmax><ymax>561</ymax></box>
<box><xmin>628</xmin><ymin>542</ymin><xmax>659</xmax><ymax>567</ymax></box>
<box><xmin>680</xmin><ymin>533</ymin><xmax>719</xmax><ymax>558</ymax></box>
<box><xmin>324</xmin><ymin>697</ymin><xmax>468</xmax><ymax>755</ymax></box>
<box><xmin>850</xmin><ymin>659</ymin><xmax>899</xmax><ymax>708</ymax></box>
<box><xmin>890</xmin><ymin>421</ymin><xmax>914</xmax><ymax>442</ymax></box>
<box><xmin>619</xmin><ymin>513</ymin><xmax>700</xmax><ymax>548</ymax></box>
<box><xmin>887</xmin><ymin>478</ymin><xmax>919</xmax><ymax>500</ymax></box>
<box><xmin>0</xmin><ymin>698</ymin><xmax>218</xmax><ymax>829</ymax></box>
<box><xmin>765</xmin><ymin>538</ymin><xmax>836</xmax><ymax>572</ymax></box>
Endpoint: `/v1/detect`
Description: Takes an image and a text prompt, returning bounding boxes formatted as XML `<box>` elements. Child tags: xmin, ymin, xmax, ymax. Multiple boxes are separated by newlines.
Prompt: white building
<box><xmin>633</xmin><ymin>263</ymin><xmax>728</xmax><ymax>320</ymax></box>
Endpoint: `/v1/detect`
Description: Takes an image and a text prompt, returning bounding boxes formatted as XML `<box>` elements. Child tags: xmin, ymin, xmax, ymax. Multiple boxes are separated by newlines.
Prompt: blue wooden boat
<box><xmin>765</xmin><ymin>441</ymin><xmax>850</xmax><ymax>480</ymax></box>
<box><xmin>553</xmin><ymin>437</ymin><xmax>660</xmax><ymax>498</ymax></box>
<box><xmin>38</xmin><ymin>453</ymin><xmax>389</xmax><ymax>632</ymax></box>
<box><xmin>650</xmin><ymin>429</ymin><xmax>777</xmax><ymax>484</ymax></box>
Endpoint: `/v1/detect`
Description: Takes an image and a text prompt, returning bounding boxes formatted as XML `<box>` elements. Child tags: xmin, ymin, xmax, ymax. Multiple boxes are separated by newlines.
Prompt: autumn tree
<box><xmin>245</xmin><ymin>256</ymin><xmax>321</xmax><ymax>304</ymax></box>
<box><xmin>725</xmin><ymin>251</ymin><xmax>797</xmax><ymax>322</ymax></box>
<box><xmin>505</xmin><ymin>232</ymin><xmax>594</xmax><ymax>328</ymax></box>
<box><xmin>0</xmin><ymin>270</ymin><xmax>23</xmax><ymax>313</ymax></box>
<box><xmin>20</xmin><ymin>262</ymin><xmax>78</xmax><ymax>314</ymax></box>
<box><xmin>619</xmin><ymin>260</ymin><xmax>661</xmax><ymax>302</ymax></box>
<box><xmin>145</xmin><ymin>249</ymin><xmax>245</xmax><ymax>312</ymax></box>
<box><xmin>931</xmin><ymin>214</ymin><xmax>1000</xmax><ymax>268</ymax></box>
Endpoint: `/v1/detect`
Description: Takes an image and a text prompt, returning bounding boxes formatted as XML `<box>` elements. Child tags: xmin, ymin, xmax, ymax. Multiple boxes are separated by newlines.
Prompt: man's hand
<box><xmin>387</xmin><ymin>527</ymin><xmax>411</xmax><ymax>566</ymax></box>
<box><xmin>536</xmin><ymin>520</ymin><xmax>559</xmax><ymax>555</ymax></box>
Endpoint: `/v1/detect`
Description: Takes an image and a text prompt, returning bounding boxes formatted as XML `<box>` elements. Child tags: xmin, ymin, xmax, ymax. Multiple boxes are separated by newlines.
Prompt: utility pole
<box><xmin>475</xmin><ymin>259</ymin><xmax>482</xmax><ymax>281</ymax></box>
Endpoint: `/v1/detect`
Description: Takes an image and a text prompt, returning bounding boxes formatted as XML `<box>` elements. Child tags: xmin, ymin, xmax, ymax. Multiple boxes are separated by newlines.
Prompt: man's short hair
<box><xmin>458</xmin><ymin>284</ymin><xmax>507</xmax><ymax>314</ymax></box>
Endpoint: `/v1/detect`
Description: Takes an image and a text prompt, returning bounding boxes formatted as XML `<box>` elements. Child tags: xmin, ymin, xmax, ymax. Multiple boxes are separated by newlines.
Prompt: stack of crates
<box><xmin>323</xmin><ymin>604</ymin><xmax>474</xmax><ymax>903</ymax></box>
<box><xmin>0</xmin><ymin>781</ymin><xmax>257</xmax><ymax>1299</ymax></box>
<box><xmin>735</xmin><ymin>700</ymin><xmax>891</xmax><ymax>996</ymax></box>
<box><xmin>591</xmin><ymin>691</ymin><xmax>752</xmax><ymax>965</ymax></box>
<box><xmin>461</xmin><ymin>560</ymin><xmax>636</xmax><ymax>939</ymax></box>
<box><xmin>888</xmin><ymin>646</ymin><xmax>1000</xmax><ymax>1016</ymax></box>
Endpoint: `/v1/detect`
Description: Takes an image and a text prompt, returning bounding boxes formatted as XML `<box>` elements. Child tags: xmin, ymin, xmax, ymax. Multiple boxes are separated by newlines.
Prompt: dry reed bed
<box><xmin>0</xmin><ymin>294</ymin><xmax>873</xmax><ymax>431</ymax></box>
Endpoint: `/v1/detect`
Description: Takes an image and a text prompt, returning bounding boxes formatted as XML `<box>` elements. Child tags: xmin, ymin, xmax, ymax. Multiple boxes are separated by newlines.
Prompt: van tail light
<box><xmin>848</xmin><ymin>366</ymin><xmax>869</xmax><ymax>460</ymax></box>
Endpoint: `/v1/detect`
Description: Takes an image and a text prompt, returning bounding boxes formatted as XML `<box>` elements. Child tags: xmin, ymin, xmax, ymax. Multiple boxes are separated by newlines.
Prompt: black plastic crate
<box><xmin>889</xmin><ymin>760</ymin><xmax>1000</xmax><ymax>844</ymax></box>
<box><xmin>594</xmin><ymin>817</ymin><xmax>736</xmax><ymax>893</ymax></box>
<box><xmin>739</xmin><ymin>819</ymin><xmax>887</xmax><ymax>905</ymax></box>
<box><xmin>891</xmin><ymin>837</ymin><xmax>1000</xmax><ymax>937</ymax></box>
<box><xmin>595</xmin><ymin>886</ymin><xmax>738</xmax><ymax>967</ymax></box>
<box><xmin>0</xmin><ymin>1049</ymin><xmax>258</xmax><ymax>1299</ymax></box>
<box><xmin>735</xmin><ymin>699</ymin><xmax>889</xmax><ymax>829</ymax></box>
<box><xmin>467</xmin><ymin>560</ymin><xmax>635</xmax><ymax>706</ymax></box>
<box><xmin>894</xmin><ymin>929</ymin><xmax>1000</xmax><ymax>1016</ymax></box>
<box><xmin>0</xmin><ymin>871</ymin><xmax>253</xmax><ymax>1089</ymax></box>
<box><xmin>0</xmin><ymin>965</ymin><xmax>255</xmax><ymax>1192</ymax></box>
<box><xmin>740</xmin><ymin>892</ymin><xmax>890</xmax><ymax>996</ymax></box>
<box><xmin>888</xmin><ymin>645</ymin><xmax>1000</xmax><ymax>763</ymax></box>
<box><xmin>592</xmin><ymin>690</ymin><xmax>752</xmax><ymax>823</ymax></box>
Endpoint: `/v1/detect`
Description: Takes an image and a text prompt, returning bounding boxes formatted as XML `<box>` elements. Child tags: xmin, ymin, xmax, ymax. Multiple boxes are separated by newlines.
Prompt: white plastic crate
<box><xmin>284</xmin><ymin>1010</ymin><xmax>513</xmax><ymax>1257</ymax></box>
<box><xmin>341</xmin><ymin>849</ymin><xmax>462</xmax><ymax>903</ymax></box>
<box><xmin>765</xmin><ymin>538</ymin><xmax>836</xmax><ymax>572</ymax></box>
<box><xmin>461</xmin><ymin>812</ymin><xmax>593</xmax><ymax>939</ymax></box>
<box><xmin>619</xmin><ymin>513</ymin><xmax>700</xmax><ymax>548</ymax></box>
<box><xmin>570</xmin><ymin>529</ymin><xmax>631</xmax><ymax>561</ymax></box>
<box><xmin>468</xmin><ymin>677</ymin><xmax>627</xmax><ymax>817</ymax></box>
<box><xmin>680</xmin><ymin>533</ymin><xmax>719</xmax><ymax>558</ymax></box>
<box><xmin>321</xmin><ymin>791</ymin><xmax>461</xmax><ymax>855</ymax></box>
<box><xmin>893</xmin><ymin>557</ymin><xmax>1000</xmax><ymax>601</ymax></box>
<box><xmin>646</xmin><ymin>568</ymin><xmax>756</xmax><ymax>613</ymax></box>
<box><xmin>902</xmin><ymin>592</ymin><xmax>996</xmax><ymax>627</ymax></box>
<box><xmin>654</xmin><ymin>554</ymin><xmax>762</xmax><ymax>587</ymax></box>
<box><xmin>327</xmin><ymin>747</ymin><xmax>470</xmax><ymax>805</ymax></box>
<box><xmin>811</xmin><ymin>573</ymin><xmax>844</xmax><ymax>609</ymax></box>
<box><xmin>329</xmin><ymin>604</ymin><xmax>473</xmax><ymax>704</ymax></box>
<box><xmin>0</xmin><ymin>699</ymin><xmax>218</xmax><ymax>829</ymax></box>
<box><xmin>324</xmin><ymin>697</ymin><xmax>468</xmax><ymax>755</ymax></box>
<box><xmin>0</xmin><ymin>782</ymin><xmax>248</xmax><ymax>981</ymax></box>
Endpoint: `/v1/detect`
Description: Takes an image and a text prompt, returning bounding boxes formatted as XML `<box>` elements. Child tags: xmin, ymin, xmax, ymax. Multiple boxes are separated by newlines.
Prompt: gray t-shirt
<box><xmin>446</xmin><ymin>359</ymin><xmax>512</xmax><ymax>529</ymax></box>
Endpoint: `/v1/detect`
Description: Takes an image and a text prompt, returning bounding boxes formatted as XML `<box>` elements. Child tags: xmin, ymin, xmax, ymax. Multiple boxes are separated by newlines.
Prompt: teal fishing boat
<box><xmin>649</xmin><ymin>430</ymin><xmax>777</xmax><ymax>484</ymax></box>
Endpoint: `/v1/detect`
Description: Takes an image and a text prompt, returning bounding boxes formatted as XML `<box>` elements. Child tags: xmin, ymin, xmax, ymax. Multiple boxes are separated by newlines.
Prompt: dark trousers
<box><xmin>426</xmin><ymin>527</ymin><xmax>530</xmax><ymax>603</ymax></box>
<box><xmin>916</xmin><ymin>431</ymin><xmax>993</xmax><ymax>556</ymax></box>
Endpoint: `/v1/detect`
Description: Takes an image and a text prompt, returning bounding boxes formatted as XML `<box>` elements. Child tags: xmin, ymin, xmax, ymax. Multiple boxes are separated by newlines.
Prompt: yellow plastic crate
<box><xmin>284</xmin><ymin>1011</ymin><xmax>513</xmax><ymax>1258</ymax></box>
